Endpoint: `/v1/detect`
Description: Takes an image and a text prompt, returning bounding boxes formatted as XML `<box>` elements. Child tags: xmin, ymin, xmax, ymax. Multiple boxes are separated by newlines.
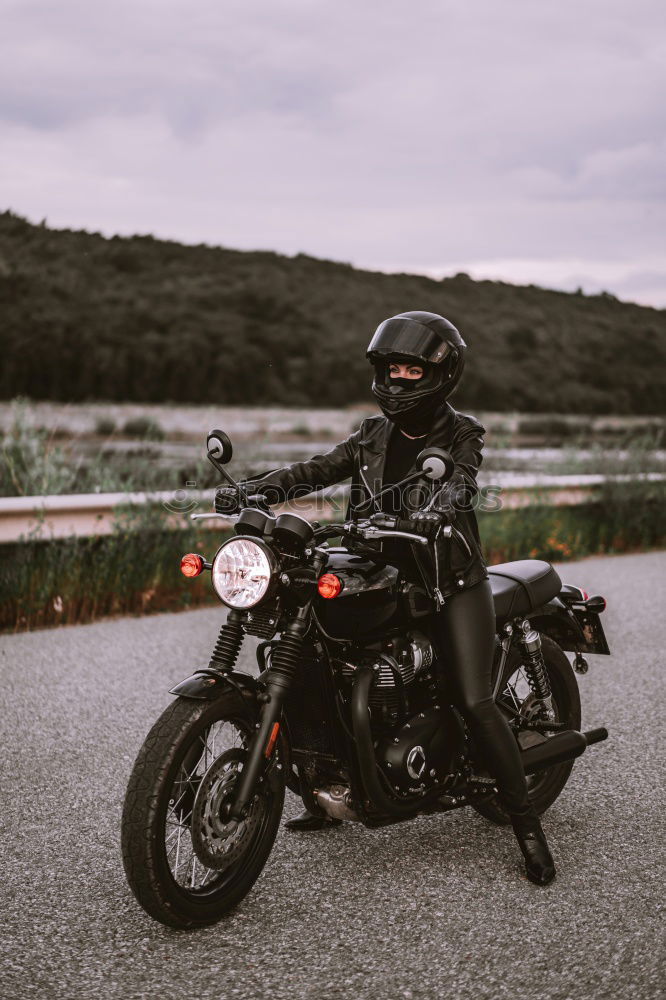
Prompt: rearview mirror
<box><xmin>206</xmin><ymin>429</ymin><xmax>233</xmax><ymax>465</ymax></box>
<box><xmin>416</xmin><ymin>447</ymin><xmax>455</xmax><ymax>482</ymax></box>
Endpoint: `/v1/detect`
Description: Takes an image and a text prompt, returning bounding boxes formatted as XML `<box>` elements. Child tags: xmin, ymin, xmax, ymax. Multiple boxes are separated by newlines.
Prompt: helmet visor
<box><xmin>367</xmin><ymin>318</ymin><xmax>452</xmax><ymax>364</ymax></box>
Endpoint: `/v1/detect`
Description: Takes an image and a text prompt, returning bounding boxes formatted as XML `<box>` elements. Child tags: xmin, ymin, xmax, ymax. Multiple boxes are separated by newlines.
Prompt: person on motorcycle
<box><xmin>216</xmin><ymin>310</ymin><xmax>556</xmax><ymax>886</ymax></box>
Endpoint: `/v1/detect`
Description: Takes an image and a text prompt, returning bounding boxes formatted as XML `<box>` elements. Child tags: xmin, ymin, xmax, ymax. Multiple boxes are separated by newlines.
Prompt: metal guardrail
<box><xmin>1</xmin><ymin>473</ymin><xmax>663</xmax><ymax>542</ymax></box>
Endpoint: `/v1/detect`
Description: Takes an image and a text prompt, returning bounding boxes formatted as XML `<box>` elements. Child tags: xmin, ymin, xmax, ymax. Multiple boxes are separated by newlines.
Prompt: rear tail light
<box><xmin>317</xmin><ymin>573</ymin><xmax>342</xmax><ymax>599</ymax></box>
<box><xmin>180</xmin><ymin>553</ymin><xmax>205</xmax><ymax>578</ymax></box>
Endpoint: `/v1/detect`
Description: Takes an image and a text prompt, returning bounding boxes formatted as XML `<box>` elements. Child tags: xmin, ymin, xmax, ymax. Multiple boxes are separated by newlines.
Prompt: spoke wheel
<box><xmin>471</xmin><ymin>633</ymin><xmax>581</xmax><ymax>826</ymax></box>
<box><xmin>122</xmin><ymin>692</ymin><xmax>285</xmax><ymax>928</ymax></box>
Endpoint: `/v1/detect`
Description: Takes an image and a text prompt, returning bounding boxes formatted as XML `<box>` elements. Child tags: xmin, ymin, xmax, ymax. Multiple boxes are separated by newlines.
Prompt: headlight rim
<box><xmin>211</xmin><ymin>534</ymin><xmax>277</xmax><ymax>610</ymax></box>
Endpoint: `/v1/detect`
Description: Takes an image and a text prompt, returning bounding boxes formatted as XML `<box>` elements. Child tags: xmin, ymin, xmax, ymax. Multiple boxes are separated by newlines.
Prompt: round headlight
<box><xmin>211</xmin><ymin>537</ymin><xmax>274</xmax><ymax>609</ymax></box>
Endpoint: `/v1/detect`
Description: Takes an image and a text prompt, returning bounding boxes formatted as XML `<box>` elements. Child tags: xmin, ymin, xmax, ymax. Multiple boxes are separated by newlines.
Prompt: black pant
<box><xmin>430</xmin><ymin>577</ymin><xmax>532</xmax><ymax>815</ymax></box>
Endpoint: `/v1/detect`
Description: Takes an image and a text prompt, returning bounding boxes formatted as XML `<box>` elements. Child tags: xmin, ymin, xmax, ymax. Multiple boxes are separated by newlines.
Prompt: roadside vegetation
<box><xmin>3</xmin><ymin>463</ymin><xmax>664</xmax><ymax>632</ymax></box>
<box><xmin>2</xmin><ymin>397</ymin><xmax>664</xmax><ymax>497</ymax></box>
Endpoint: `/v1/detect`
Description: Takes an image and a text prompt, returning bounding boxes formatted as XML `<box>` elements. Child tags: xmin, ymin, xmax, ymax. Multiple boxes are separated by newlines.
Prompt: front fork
<box><xmin>210</xmin><ymin>605</ymin><xmax>311</xmax><ymax>821</ymax></box>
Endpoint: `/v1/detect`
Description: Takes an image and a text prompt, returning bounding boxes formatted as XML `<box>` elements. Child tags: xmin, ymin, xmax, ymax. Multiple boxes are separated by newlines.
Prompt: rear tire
<box><xmin>121</xmin><ymin>693</ymin><xmax>285</xmax><ymax>928</ymax></box>
<box><xmin>471</xmin><ymin>633</ymin><xmax>581</xmax><ymax>825</ymax></box>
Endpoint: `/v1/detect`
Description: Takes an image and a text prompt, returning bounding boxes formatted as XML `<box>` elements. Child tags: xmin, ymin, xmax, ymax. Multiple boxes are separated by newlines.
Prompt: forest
<box><xmin>0</xmin><ymin>211</ymin><xmax>664</xmax><ymax>414</ymax></box>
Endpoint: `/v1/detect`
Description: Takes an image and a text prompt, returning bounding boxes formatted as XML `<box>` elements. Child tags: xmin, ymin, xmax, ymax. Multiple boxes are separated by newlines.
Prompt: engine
<box><xmin>304</xmin><ymin>631</ymin><xmax>463</xmax><ymax>819</ymax></box>
<box><xmin>334</xmin><ymin>631</ymin><xmax>438</xmax><ymax>732</ymax></box>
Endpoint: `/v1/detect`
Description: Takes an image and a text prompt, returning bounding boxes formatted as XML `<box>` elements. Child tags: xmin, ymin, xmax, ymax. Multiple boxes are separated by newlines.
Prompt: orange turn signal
<box><xmin>180</xmin><ymin>553</ymin><xmax>205</xmax><ymax>578</ymax></box>
<box><xmin>317</xmin><ymin>573</ymin><xmax>342</xmax><ymax>599</ymax></box>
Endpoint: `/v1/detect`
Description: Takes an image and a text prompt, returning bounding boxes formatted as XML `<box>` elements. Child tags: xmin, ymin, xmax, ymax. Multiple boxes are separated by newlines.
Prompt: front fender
<box><xmin>170</xmin><ymin>669</ymin><xmax>299</xmax><ymax>793</ymax></box>
<box><xmin>169</xmin><ymin>669</ymin><xmax>259</xmax><ymax>708</ymax></box>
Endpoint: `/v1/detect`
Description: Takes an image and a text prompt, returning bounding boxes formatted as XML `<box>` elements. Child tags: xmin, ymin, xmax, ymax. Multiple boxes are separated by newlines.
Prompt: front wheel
<box><xmin>121</xmin><ymin>692</ymin><xmax>285</xmax><ymax>928</ymax></box>
<box><xmin>471</xmin><ymin>633</ymin><xmax>581</xmax><ymax>825</ymax></box>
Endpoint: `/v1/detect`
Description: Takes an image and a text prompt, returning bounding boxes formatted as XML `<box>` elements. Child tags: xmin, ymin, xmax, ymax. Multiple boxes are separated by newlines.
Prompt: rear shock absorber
<box><xmin>208</xmin><ymin>610</ymin><xmax>245</xmax><ymax>673</ymax></box>
<box><xmin>519</xmin><ymin>620</ymin><xmax>555</xmax><ymax>721</ymax></box>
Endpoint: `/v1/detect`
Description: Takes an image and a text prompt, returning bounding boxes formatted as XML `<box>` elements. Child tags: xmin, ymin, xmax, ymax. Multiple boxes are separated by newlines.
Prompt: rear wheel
<box><xmin>121</xmin><ymin>693</ymin><xmax>285</xmax><ymax>928</ymax></box>
<box><xmin>471</xmin><ymin>633</ymin><xmax>581</xmax><ymax>825</ymax></box>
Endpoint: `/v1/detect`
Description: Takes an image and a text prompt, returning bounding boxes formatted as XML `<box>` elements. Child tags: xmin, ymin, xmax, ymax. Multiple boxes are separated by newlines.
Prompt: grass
<box><xmin>0</xmin><ymin>503</ymin><xmax>227</xmax><ymax>632</ymax></box>
<box><xmin>2</xmin><ymin>478</ymin><xmax>664</xmax><ymax>632</ymax></box>
<box><xmin>0</xmin><ymin>398</ymin><xmax>220</xmax><ymax>496</ymax></box>
<box><xmin>2</xmin><ymin>400</ymin><xmax>664</xmax><ymax>632</ymax></box>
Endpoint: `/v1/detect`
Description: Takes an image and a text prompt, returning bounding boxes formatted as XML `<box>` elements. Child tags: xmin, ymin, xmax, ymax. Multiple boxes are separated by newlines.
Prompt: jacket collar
<box><xmin>358</xmin><ymin>403</ymin><xmax>456</xmax><ymax>502</ymax></box>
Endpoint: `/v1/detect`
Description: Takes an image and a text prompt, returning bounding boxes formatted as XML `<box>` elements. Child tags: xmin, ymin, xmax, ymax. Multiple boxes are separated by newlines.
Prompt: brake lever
<box><xmin>358</xmin><ymin>526</ymin><xmax>430</xmax><ymax>545</ymax></box>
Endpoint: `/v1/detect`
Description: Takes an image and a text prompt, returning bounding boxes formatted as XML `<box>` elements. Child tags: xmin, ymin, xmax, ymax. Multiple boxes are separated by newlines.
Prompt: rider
<box><xmin>216</xmin><ymin>310</ymin><xmax>556</xmax><ymax>886</ymax></box>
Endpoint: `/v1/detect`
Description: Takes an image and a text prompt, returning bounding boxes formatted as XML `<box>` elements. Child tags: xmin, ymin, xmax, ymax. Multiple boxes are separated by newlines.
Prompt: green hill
<box><xmin>0</xmin><ymin>211</ymin><xmax>663</xmax><ymax>413</ymax></box>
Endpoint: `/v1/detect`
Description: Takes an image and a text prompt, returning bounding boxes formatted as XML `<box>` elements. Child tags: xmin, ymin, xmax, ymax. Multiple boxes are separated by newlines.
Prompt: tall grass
<box><xmin>0</xmin><ymin>503</ymin><xmax>228</xmax><ymax>631</ymax></box>
<box><xmin>2</xmin><ymin>482</ymin><xmax>664</xmax><ymax>632</ymax></box>
<box><xmin>2</xmin><ymin>408</ymin><xmax>664</xmax><ymax>632</ymax></box>
<box><xmin>0</xmin><ymin>398</ymin><xmax>218</xmax><ymax>497</ymax></box>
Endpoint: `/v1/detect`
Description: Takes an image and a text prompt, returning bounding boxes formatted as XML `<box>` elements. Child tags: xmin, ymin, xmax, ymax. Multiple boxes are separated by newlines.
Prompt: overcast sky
<box><xmin>2</xmin><ymin>0</ymin><xmax>664</xmax><ymax>306</ymax></box>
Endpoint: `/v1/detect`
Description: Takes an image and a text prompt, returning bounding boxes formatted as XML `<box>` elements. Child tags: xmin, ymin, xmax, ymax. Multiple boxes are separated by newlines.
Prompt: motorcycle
<box><xmin>121</xmin><ymin>429</ymin><xmax>610</xmax><ymax>928</ymax></box>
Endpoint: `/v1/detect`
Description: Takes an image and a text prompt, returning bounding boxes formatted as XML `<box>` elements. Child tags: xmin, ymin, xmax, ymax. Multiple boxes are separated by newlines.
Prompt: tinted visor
<box><xmin>367</xmin><ymin>318</ymin><xmax>451</xmax><ymax>363</ymax></box>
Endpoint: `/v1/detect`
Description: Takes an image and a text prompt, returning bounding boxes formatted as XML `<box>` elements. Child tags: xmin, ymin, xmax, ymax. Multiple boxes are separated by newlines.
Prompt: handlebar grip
<box><xmin>246</xmin><ymin>493</ymin><xmax>271</xmax><ymax>511</ymax></box>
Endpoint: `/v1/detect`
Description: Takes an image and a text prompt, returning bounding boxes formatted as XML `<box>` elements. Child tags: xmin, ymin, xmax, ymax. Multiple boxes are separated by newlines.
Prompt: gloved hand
<box><xmin>430</xmin><ymin>484</ymin><xmax>459</xmax><ymax>523</ymax></box>
<box><xmin>404</xmin><ymin>510</ymin><xmax>445</xmax><ymax>539</ymax></box>
<box><xmin>214</xmin><ymin>486</ymin><xmax>241</xmax><ymax>515</ymax></box>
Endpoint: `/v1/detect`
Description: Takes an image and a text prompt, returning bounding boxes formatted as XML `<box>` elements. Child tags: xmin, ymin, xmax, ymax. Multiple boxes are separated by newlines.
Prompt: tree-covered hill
<box><xmin>1</xmin><ymin>211</ymin><xmax>663</xmax><ymax>413</ymax></box>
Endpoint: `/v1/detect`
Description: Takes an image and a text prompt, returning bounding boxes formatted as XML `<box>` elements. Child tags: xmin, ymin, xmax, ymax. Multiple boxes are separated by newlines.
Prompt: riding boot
<box><xmin>284</xmin><ymin>809</ymin><xmax>342</xmax><ymax>831</ymax></box>
<box><xmin>509</xmin><ymin>805</ymin><xmax>556</xmax><ymax>886</ymax></box>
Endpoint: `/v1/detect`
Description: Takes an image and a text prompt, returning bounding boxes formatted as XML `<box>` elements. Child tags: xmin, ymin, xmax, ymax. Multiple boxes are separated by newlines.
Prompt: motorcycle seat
<box><xmin>487</xmin><ymin>559</ymin><xmax>562</xmax><ymax>620</ymax></box>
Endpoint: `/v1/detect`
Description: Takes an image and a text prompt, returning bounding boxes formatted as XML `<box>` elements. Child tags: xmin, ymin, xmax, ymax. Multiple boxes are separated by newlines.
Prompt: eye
<box><xmin>409</xmin><ymin>368</ymin><xmax>423</xmax><ymax>377</ymax></box>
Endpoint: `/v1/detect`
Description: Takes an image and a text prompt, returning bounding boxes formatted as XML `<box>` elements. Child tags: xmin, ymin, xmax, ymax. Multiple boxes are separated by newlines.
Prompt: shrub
<box><xmin>121</xmin><ymin>416</ymin><xmax>165</xmax><ymax>441</ymax></box>
<box><xmin>95</xmin><ymin>416</ymin><xmax>117</xmax><ymax>435</ymax></box>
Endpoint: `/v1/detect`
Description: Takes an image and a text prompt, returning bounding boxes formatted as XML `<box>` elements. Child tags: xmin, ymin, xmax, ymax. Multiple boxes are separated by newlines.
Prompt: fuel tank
<box><xmin>314</xmin><ymin>548</ymin><xmax>399</xmax><ymax>639</ymax></box>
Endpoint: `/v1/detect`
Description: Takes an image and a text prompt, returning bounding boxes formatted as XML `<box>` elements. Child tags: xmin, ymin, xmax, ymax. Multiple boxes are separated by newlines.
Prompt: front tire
<box><xmin>471</xmin><ymin>633</ymin><xmax>581</xmax><ymax>825</ymax></box>
<box><xmin>121</xmin><ymin>692</ymin><xmax>285</xmax><ymax>928</ymax></box>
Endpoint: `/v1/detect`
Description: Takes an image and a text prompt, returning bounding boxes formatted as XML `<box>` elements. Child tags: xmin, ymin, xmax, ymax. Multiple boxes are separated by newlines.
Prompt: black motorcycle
<box><xmin>121</xmin><ymin>429</ymin><xmax>610</xmax><ymax>928</ymax></box>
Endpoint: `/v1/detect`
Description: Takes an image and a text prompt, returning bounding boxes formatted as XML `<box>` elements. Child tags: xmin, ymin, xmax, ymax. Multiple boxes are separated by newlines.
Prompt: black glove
<box><xmin>403</xmin><ymin>510</ymin><xmax>444</xmax><ymax>539</ymax></box>
<box><xmin>430</xmin><ymin>485</ymin><xmax>458</xmax><ymax>523</ymax></box>
<box><xmin>214</xmin><ymin>486</ymin><xmax>241</xmax><ymax>515</ymax></box>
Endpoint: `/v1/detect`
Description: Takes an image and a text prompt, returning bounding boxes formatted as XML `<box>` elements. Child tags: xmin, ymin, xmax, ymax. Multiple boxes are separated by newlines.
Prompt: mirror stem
<box><xmin>208</xmin><ymin>453</ymin><xmax>251</xmax><ymax>507</ymax></box>
<box><xmin>353</xmin><ymin>468</ymin><xmax>424</xmax><ymax>513</ymax></box>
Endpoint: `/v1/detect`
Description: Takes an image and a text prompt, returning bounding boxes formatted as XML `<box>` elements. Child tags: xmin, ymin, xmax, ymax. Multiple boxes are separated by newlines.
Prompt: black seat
<box><xmin>487</xmin><ymin>559</ymin><xmax>562</xmax><ymax>621</ymax></box>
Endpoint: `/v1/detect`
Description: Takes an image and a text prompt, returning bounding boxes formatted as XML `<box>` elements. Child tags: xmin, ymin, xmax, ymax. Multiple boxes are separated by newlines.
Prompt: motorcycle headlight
<box><xmin>211</xmin><ymin>537</ymin><xmax>275</xmax><ymax>609</ymax></box>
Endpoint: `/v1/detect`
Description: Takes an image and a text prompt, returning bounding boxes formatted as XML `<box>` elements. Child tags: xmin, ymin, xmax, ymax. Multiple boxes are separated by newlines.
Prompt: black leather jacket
<box><xmin>231</xmin><ymin>402</ymin><xmax>489</xmax><ymax>600</ymax></box>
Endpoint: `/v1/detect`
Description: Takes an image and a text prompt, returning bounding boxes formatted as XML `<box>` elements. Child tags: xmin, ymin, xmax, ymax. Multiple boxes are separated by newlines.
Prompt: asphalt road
<box><xmin>1</xmin><ymin>550</ymin><xmax>664</xmax><ymax>1000</ymax></box>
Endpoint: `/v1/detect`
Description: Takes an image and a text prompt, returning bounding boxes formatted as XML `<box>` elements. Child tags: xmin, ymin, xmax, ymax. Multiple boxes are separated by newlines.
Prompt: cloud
<box><xmin>1</xmin><ymin>0</ymin><xmax>664</xmax><ymax>305</ymax></box>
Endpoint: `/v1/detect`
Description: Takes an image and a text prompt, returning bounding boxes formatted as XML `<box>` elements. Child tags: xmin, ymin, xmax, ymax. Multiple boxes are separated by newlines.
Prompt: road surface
<box><xmin>1</xmin><ymin>550</ymin><xmax>664</xmax><ymax>999</ymax></box>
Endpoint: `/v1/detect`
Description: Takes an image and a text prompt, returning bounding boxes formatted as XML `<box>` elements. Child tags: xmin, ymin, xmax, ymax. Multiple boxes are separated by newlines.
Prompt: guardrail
<box><xmin>1</xmin><ymin>472</ymin><xmax>664</xmax><ymax>543</ymax></box>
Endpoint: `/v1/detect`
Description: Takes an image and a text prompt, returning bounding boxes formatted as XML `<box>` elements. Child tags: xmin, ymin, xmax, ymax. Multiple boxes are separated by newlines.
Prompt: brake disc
<box><xmin>190</xmin><ymin>748</ymin><xmax>261</xmax><ymax>871</ymax></box>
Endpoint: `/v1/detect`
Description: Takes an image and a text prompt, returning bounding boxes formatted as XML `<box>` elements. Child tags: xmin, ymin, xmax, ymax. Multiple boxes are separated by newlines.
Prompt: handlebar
<box><xmin>206</xmin><ymin>499</ymin><xmax>455</xmax><ymax>549</ymax></box>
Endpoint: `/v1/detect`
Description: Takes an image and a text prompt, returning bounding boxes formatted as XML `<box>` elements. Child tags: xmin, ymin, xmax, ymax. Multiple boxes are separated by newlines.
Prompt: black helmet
<box><xmin>366</xmin><ymin>311</ymin><xmax>466</xmax><ymax>432</ymax></box>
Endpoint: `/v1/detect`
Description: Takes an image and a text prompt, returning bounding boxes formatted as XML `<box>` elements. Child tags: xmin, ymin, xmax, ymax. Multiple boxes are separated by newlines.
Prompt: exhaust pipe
<box><xmin>521</xmin><ymin>727</ymin><xmax>608</xmax><ymax>776</ymax></box>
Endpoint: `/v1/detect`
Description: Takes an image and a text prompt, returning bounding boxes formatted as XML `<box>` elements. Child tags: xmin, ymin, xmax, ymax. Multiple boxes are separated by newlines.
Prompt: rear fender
<box><xmin>529</xmin><ymin>597</ymin><xmax>610</xmax><ymax>655</ymax></box>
